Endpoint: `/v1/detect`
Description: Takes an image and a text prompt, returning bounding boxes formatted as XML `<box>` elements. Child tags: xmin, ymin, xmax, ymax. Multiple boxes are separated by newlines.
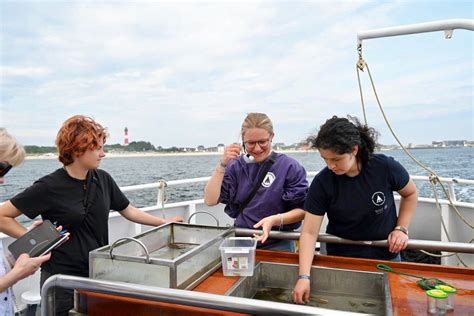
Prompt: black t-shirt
<box><xmin>304</xmin><ymin>154</ymin><xmax>410</xmax><ymax>260</ymax></box>
<box><xmin>10</xmin><ymin>168</ymin><xmax>129</xmax><ymax>276</ymax></box>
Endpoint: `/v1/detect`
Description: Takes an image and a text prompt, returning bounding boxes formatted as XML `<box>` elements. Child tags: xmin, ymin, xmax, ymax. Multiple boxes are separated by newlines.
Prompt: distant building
<box><xmin>294</xmin><ymin>142</ymin><xmax>309</xmax><ymax>150</ymax></box>
<box><xmin>217</xmin><ymin>144</ymin><xmax>225</xmax><ymax>152</ymax></box>
<box><xmin>197</xmin><ymin>145</ymin><xmax>205</xmax><ymax>152</ymax></box>
<box><xmin>273</xmin><ymin>142</ymin><xmax>285</xmax><ymax>150</ymax></box>
<box><xmin>444</xmin><ymin>140</ymin><xmax>466</xmax><ymax>147</ymax></box>
<box><xmin>413</xmin><ymin>144</ymin><xmax>432</xmax><ymax>149</ymax></box>
<box><xmin>432</xmin><ymin>140</ymin><xmax>467</xmax><ymax>147</ymax></box>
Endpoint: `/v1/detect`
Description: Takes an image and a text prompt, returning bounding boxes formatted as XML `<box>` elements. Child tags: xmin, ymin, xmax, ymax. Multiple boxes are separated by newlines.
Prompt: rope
<box><xmin>158</xmin><ymin>179</ymin><xmax>168</xmax><ymax>219</ymax></box>
<box><xmin>424</xmin><ymin>179</ymin><xmax>469</xmax><ymax>266</ymax></box>
<box><xmin>357</xmin><ymin>44</ymin><xmax>368</xmax><ymax>125</ymax></box>
<box><xmin>356</xmin><ymin>49</ymin><xmax>473</xmax><ymax>267</ymax></box>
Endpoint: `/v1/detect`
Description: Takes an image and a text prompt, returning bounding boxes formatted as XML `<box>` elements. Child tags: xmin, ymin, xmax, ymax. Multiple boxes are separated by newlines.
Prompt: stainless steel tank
<box><xmin>90</xmin><ymin>223</ymin><xmax>233</xmax><ymax>289</ymax></box>
<box><xmin>226</xmin><ymin>261</ymin><xmax>393</xmax><ymax>315</ymax></box>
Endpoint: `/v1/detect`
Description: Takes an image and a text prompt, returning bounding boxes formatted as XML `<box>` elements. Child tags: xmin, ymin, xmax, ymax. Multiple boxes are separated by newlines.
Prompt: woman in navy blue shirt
<box><xmin>293</xmin><ymin>116</ymin><xmax>417</xmax><ymax>305</ymax></box>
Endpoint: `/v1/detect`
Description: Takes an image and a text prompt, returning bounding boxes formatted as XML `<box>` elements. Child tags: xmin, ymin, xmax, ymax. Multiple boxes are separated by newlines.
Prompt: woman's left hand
<box><xmin>26</xmin><ymin>220</ymin><xmax>43</xmax><ymax>231</ymax></box>
<box><xmin>253</xmin><ymin>215</ymin><xmax>278</xmax><ymax>243</ymax></box>
<box><xmin>28</xmin><ymin>220</ymin><xmax>65</xmax><ymax>234</ymax></box>
<box><xmin>388</xmin><ymin>230</ymin><xmax>409</xmax><ymax>253</ymax></box>
<box><xmin>165</xmin><ymin>216</ymin><xmax>184</xmax><ymax>223</ymax></box>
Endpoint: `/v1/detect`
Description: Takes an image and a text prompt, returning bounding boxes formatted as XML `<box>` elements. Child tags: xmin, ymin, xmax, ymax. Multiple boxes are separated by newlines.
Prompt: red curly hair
<box><xmin>56</xmin><ymin>115</ymin><xmax>107</xmax><ymax>165</ymax></box>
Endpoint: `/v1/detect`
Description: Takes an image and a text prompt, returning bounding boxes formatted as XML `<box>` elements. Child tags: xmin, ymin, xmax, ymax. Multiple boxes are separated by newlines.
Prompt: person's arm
<box><xmin>388</xmin><ymin>178</ymin><xmax>418</xmax><ymax>253</ymax></box>
<box><xmin>0</xmin><ymin>253</ymin><xmax>51</xmax><ymax>292</ymax></box>
<box><xmin>253</xmin><ymin>208</ymin><xmax>306</xmax><ymax>243</ymax></box>
<box><xmin>204</xmin><ymin>144</ymin><xmax>240</xmax><ymax>206</ymax></box>
<box><xmin>0</xmin><ymin>201</ymin><xmax>27</xmax><ymax>238</ymax></box>
<box><xmin>119</xmin><ymin>204</ymin><xmax>183</xmax><ymax>226</ymax></box>
<box><xmin>293</xmin><ymin>212</ymin><xmax>324</xmax><ymax>304</ymax></box>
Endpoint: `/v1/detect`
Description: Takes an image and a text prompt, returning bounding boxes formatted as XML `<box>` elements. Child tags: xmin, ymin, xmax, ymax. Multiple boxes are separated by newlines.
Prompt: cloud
<box><xmin>0</xmin><ymin>65</ymin><xmax>52</xmax><ymax>77</ymax></box>
<box><xmin>0</xmin><ymin>1</ymin><xmax>472</xmax><ymax>147</ymax></box>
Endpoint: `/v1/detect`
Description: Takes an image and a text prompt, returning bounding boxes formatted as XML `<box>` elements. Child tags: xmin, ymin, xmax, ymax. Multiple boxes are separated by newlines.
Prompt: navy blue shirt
<box><xmin>304</xmin><ymin>154</ymin><xmax>410</xmax><ymax>260</ymax></box>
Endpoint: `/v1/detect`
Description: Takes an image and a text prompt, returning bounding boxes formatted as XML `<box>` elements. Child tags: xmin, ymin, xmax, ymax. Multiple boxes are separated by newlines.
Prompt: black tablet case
<box><xmin>8</xmin><ymin>220</ymin><xmax>64</xmax><ymax>259</ymax></box>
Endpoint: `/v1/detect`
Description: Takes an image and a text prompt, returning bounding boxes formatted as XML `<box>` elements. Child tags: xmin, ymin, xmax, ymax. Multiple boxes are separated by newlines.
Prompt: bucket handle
<box><xmin>187</xmin><ymin>211</ymin><xmax>220</xmax><ymax>227</ymax></box>
<box><xmin>109</xmin><ymin>237</ymin><xmax>151</xmax><ymax>264</ymax></box>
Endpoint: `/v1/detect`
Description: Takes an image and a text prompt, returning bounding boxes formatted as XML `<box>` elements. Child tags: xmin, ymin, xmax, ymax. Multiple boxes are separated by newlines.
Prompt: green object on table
<box><xmin>435</xmin><ymin>284</ymin><xmax>457</xmax><ymax>293</ymax></box>
<box><xmin>426</xmin><ymin>289</ymin><xmax>448</xmax><ymax>299</ymax></box>
<box><xmin>376</xmin><ymin>263</ymin><xmax>453</xmax><ymax>290</ymax></box>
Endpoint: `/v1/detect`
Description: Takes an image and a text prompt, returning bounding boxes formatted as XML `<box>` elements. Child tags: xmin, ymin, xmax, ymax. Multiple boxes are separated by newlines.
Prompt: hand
<box><xmin>27</xmin><ymin>220</ymin><xmax>65</xmax><ymax>235</ymax></box>
<box><xmin>11</xmin><ymin>253</ymin><xmax>51</xmax><ymax>281</ymax></box>
<box><xmin>221</xmin><ymin>144</ymin><xmax>241</xmax><ymax>166</ymax></box>
<box><xmin>253</xmin><ymin>215</ymin><xmax>278</xmax><ymax>243</ymax></box>
<box><xmin>26</xmin><ymin>220</ymin><xmax>43</xmax><ymax>231</ymax></box>
<box><xmin>388</xmin><ymin>230</ymin><xmax>409</xmax><ymax>253</ymax></box>
<box><xmin>52</xmin><ymin>224</ymin><xmax>71</xmax><ymax>243</ymax></box>
<box><xmin>164</xmin><ymin>216</ymin><xmax>184</xmax><ymax>223</ymax></box>
<box><xmin>293</xmin><ymin>279</ymin><xmax>311</xmax><ymax>304</ymax></box>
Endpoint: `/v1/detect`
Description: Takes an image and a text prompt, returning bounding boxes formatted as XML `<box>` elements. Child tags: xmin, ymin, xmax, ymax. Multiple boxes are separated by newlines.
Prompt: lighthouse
<box><xmin>124</xmin><ymin>127</ymin><xmax>129</xmax><ymax>146</ymax></box>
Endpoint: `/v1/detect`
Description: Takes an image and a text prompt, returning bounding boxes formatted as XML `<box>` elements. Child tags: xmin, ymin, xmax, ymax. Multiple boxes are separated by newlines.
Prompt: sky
<box><xmin>0</xmin><ymin>0</ymin><xmax>472</xmax><ymax>147</ymax></box>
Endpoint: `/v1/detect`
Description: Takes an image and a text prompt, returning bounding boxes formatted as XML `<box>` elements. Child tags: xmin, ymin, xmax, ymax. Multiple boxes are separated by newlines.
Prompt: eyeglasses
<box><xmin>0</xmin><ymin>162</ymin><xmax>12</xmax><ymax>177</ymax></box>
<box><xmin>244</xmin><ymin>138</ymin><xmax>271</xmax><ymax>149</ymax></box>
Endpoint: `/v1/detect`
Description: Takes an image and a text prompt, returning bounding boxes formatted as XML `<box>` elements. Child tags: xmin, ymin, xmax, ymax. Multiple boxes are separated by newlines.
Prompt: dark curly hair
<box><xmin>307</xmin><ymin>115</ymin><xmax>379</xmax><ymax>166</ymax></box>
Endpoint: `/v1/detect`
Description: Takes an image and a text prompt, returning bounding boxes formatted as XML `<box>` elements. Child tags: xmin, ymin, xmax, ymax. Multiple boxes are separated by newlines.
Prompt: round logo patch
<box><xmin>371</xmin><ymin>191</ymin><xmax>385</xmax><ymax>206</ymax></box>
<box><xmin>261</xmin><ymin>172</ymin><xmax>276</xmax><ymax>188</ymax></box>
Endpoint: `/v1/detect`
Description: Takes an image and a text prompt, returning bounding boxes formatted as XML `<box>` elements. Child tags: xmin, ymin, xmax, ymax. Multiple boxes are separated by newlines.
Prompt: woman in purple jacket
<box><xmin>204</xmin><ymin>113</ymin><xmax>308</xmax><ymax>252</ymax></box>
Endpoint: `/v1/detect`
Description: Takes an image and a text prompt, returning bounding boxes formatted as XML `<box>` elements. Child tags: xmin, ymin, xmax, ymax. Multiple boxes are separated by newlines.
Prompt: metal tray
<box><xmin>90</xmin><ymin>223</ymin><xmax>233</xmax><ymax>289</ymax></box>
<box><xmin>226</xmin><ymin>261</ymin><xmax>393</xmax><ymax>315</ymax></box>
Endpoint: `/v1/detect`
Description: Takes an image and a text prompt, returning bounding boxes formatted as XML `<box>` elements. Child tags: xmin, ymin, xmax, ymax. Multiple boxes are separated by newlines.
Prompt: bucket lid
<box><xmin>435</xmin><ymin>284</ymin><xmax>457</xmax><ymax>293</ymax></box>
<box><xmin>426</xmin><ymin>289</ymin><xmax>448</xmax><ymax>299</ymax></box>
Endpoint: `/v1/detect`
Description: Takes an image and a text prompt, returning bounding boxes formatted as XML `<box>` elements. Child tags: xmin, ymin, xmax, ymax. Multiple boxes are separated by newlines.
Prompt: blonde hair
<box><xmin>0</xmin><ymin>128</ymin><xmax>26</xmax><ymax>166</ymax></box>
<box><xmin>241</xmin><ymin>113</ymin><xmax>274</xmax><ymax>139</ymax></box>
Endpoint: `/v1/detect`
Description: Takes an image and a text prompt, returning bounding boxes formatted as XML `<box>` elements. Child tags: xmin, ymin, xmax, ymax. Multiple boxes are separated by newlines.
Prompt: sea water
<box><xmin>1</xmin><ymin>148</ymin><xmax>472</xmax><ymax>220</ymax></box>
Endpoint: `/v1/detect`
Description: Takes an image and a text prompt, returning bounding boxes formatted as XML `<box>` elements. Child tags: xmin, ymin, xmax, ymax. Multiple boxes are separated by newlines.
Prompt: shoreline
<box><xmin>25</xmin><ymin>149</ymin><xmax>317</xmax><ymax>160</ymax></box>
<box><xmin>24</xmin><ymin>146</ymin><xmax>472</xmax><ymax>160</ymax></box>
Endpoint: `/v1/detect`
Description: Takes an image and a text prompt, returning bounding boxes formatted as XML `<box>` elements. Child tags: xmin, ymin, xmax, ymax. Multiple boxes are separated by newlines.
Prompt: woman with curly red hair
<box><xmin>0</xmin><ymin>115</ymin><xmax>183</xmax><ymax>316</ymax></box>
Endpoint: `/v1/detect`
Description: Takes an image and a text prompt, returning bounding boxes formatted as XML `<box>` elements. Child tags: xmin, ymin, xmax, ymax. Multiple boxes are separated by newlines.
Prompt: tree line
<box><xmin>25</xmin><ymin>141</ymin><xmax>165</xmax><ymax>154</ymax></box>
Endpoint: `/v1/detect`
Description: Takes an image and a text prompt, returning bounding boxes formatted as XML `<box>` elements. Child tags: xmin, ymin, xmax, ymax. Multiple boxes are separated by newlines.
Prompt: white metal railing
<box><xmin>119</xmin><ymin>173</ymin><xmax>474</xmax><ymax>210</ymax></box>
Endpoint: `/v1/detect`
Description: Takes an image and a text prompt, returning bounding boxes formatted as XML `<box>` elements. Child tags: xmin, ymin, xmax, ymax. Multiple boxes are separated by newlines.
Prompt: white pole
<box><xmin>357</xmin><ymin>19</ymin><xmax>474</xmax><ymax>44</ymax></box>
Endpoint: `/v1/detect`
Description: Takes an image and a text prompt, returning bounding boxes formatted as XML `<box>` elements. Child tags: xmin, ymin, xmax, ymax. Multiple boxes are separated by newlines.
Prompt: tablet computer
<box><xmin>8</xmin><ymin>220</ymin><xmax>67</xmax><ymax>259</ymax></box>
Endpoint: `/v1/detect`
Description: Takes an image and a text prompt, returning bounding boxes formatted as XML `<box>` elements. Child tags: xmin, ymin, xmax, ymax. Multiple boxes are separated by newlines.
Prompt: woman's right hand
<box><xmin>293</xmin><ymin>279</ymin><xmax>311</xmax><ymax>304</ymax></box>
<box><xmin>11</xmin><ymin>253</ymin><xmax>51</xmax><ymax>280</ymax></box>
<box><xmin>221</xmin><ymin>144</ymin><xmax>241</xmax><ymax>166</ymax></box>
<box><xmin>252</xmin><ymin>214</ymin><xmax>279</xmax><ymax>243</ymax></box>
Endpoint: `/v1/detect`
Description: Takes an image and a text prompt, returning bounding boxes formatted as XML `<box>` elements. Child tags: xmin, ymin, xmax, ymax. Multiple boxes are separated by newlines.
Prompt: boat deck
<box><xmin>81</xmin><ymin>250</ymin><xmax>474</xmax><ymax>315</ymax></box>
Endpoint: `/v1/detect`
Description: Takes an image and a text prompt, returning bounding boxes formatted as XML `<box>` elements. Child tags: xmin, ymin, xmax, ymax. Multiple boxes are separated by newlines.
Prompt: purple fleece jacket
<box><xmin>219</xmin><ymin>153</ymin><xmax>308</xmax><ymax>238</ymax></box>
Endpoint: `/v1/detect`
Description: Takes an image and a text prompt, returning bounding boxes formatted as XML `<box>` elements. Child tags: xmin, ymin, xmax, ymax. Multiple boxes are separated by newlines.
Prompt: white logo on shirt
<box><xmin>371</xmin><ymin>191</ymin><xmax>386</xmax><ymax>206</ymax></box>
<box><xmin>261</xmin><ymin>172</ymin><xmax>275</xmax><ymax>188</ymax></box>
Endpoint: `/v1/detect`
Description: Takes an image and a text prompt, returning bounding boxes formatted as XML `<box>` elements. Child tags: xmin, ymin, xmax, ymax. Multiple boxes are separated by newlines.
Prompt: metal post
<box><xmin>447</xmin><ymin>183</ymin><xmax>457</xmax><ymax>202</ymax></box>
